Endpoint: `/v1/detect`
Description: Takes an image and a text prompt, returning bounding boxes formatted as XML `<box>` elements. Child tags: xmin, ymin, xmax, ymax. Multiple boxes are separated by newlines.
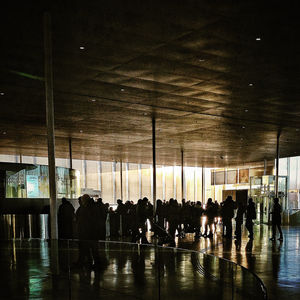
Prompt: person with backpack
<box><xmin>245</xmin><ymin>198</ymin><xmax>256</xmax><ymax>240</ymax></box>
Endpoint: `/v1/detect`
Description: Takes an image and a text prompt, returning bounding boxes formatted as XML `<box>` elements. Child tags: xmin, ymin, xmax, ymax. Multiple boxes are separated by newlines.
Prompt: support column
<box><xmin>276</xmin><ymin>132</ymin><xmax>281</xmax><ymax>197</ymax></box>
<box><xmin>98</xmin><ymin>161</ymin><xmax>102</xmax><ymax>198</ymax></box>
<box><xmin>181</xmin><ymin>150</ymin><xmax>185</xmax><ymax>201</ymax></box>
<box><xmin>162</xmin><ymin>166</ymin><xmax>166</xmax><ymax>200</ymax></box>
<box><xmin>69</xmin><ymin>138</ymin><xmax>73</xmax><ymax>198</ymax></box>
<box><xmin>202</xmin><ymin>166</ymin><xmax>205</xmax><ymax>203</ymax></box>
<box><xmin>112</xmin><ymin>162</ymin><xmax>116</xmax><ymax>203</ymax></box>
<box><xmin>194</xmin><ymin>167</ymin><xmax>197</xmax><ymax>202</ymax></box>
<box><xmin>173</xmin><ymin>166</ymin><xmax>176</xmax><ymax>199</ymax></box>
<box><xmin>152</xmin><ymin>118</ymin><xmax>156</xmax><ymax>213</ymax></box>
<box><xmin>82</xmin><ymin>160</ymin><xmax>87</xmax><ymax>189</ymax></box>
<box><xmin>263</xmin><ymin>159</ymin><xmax>267</xmax><ymax>176</ymax></box>
<box><xmin>19</xmin><ymin>154</ymin><xmax>22</xmax><ymax>163</ymax></box>
<box><xmin>138</xmin><ymin>163</ymin><xmax>142</xmax><ymax>199</ymax></box>
<box><xmin>120</xmin><ymin>161</ymin><xmax>123</xmax><ymax>201</ymax></box>
<box><xmin>69</xmin><ymin>138</ymin><xmax>73</xmax><ymax>169</ymax></box>
<box><xmin>126</xmin><ymin>163</ymin><xmax>129</xmax><ymax>200</ymax></box>
<box><xmin>44</xmin><ymin>12</ymin><xmax>57</xmax><ymax>240</ymax></box>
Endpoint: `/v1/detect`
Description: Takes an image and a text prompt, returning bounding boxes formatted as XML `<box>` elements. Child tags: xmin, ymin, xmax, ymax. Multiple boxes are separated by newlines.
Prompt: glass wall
<box><xmin>5</xmin><ymin>164</ymin><xmax>80</xmax><ymax>199</ymax></box>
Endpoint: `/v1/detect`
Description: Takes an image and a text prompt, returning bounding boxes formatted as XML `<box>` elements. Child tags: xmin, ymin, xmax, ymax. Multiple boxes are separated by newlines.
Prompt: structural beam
<box><xmin>44</xmin><ymin>12</ymin><xmax>57</xmax><ymax>239</ymax></box>
<box><xmin>152</xmin><ymin>118</ymin><xmax>156</xmax><ymax>212</ymax></box>
<box><xmin>275</xmin><ymin>132</ymin><xmax>281</xmax><ymax>197</ymax></box>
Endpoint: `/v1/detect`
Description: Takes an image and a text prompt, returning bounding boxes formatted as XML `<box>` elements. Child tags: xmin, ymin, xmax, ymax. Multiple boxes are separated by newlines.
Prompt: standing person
<box><xmin>235</xmin><ymin>200</ymin><xmax>246</xmax><ymax>240</ymax></box>
<box><xmin>245</xmin><ymin>198</ymin><xmax>256</xmax><ymax>240</ymax></box>
<box><xmin>76</xmin><ymin>194</ymin><xmax>100</xmax><ymax>269</ymax></box>
<box><xmin>204</xmin><ymin>198</ymin><xmax>215</xmax><ymax>238</ymax></box>
<box><xmin>95</xmin><ymin>198</ymin><xmax>107</xmax><ymax>240</ymax></box>
<box><xmin>58</xmin><ymin>197</ymin><xmax>75</xmax><ymax>239</ymax></box>
<box><xmin>166</xmin><ymin>198</ymin><xmax>179</xmax><ymax>247</ymax></box>
<box><xmin>221</xmin><ymin>196</ymin><xmax>236</xmax><ymax>239</ymax></box>
<box><xmin>270</xmin><ymin>198</ymin><xmax>283</xmax><ymax>241</ymax></box>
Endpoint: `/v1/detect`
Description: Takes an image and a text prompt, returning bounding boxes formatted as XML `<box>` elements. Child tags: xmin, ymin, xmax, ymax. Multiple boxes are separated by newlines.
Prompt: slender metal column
<box><xmin>181</xmin><ymin>150</ymin><xmax>184</xmax><ymax>201</ymax></box>
<box><xmin>83</xmin><ymin>160</ymin><xmax>87</xmax><ymax>189</ymax></box>
<box><xmin>120</xmin><ymin>161</ymin><xmax>123</xmax><ymax>200</ymax></box>
<box><xmin>19</xmin><ymin>154</ymin><xmax>22</xmax><ymax>163</ymax></box>
<box><xmin>173</xmin><ymin>166</ymin><xmax>176</xmax><ymax>199</ymax></box>
<box><xmin>162</xmin><ymin>166</ymin><xmax>166</xmax><ymax>200</ymax></box>
<box><xmin>152</xmin><ymin>118</ymin><xmax>156</xmax><ymax>212</ymax></box>
<box><xmin>69</xmin><ymin>138</ymin><xmax>73</xmax><ymax>198</ymax></box>
<box><xmin>126</xmin><ymin>162</ymin><xmax>129</xmax><ymax>200</ymax></box>
<box><xmin>263</xmin><ymin>159</ymin><xmax>267</xmax><ymax>176</ymax></box>
<box><xmin>69</xmin><ymin>138</ymin><xmax>73</xmax><ymax>169</ymax></box>
<box><xmin>98</xmin><ymin>161</ymin><xmax>102</xmax><ymax>197</ymax></box>
<box><xmin>138</xmin><ymin>163</ymin><xmax>142</xmax><ymax>199</ymax></box>
<box><xmin>44</xmin><ymin>12</ymin><xmax>57</xmax><ymax>240</ymax></box>
<box><xmin>194</xmin><ymin>167</ymin><xmax>197</xmax><ymax>202</ymax></box>
<box><xmin>202</xmin><ymin>166</ymin><xmax>205</xmax><ymax>203</ymax></box>
<box><xmin>112</xmin><ymin>162</ymin><xmax>116</xmax><ymax>203</ymax></box>
<box><xmin>275</xmin><ymin>132</ymin><xmax>281</xmax><ymax>197</ymax></box>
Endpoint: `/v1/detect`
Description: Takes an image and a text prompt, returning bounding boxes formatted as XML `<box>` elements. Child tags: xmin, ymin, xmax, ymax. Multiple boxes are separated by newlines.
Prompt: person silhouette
<box><xmin>269</xmin><ymin>197</ymin><xmax>283</xmax><ymax>241</ymax></box>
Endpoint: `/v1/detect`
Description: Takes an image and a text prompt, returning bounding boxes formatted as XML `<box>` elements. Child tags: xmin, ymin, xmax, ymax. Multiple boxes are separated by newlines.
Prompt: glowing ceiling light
<box><xmin>249</xmin><ymin>83</ymin><xmax>253</xmax><ymax>86</ymax></box>
<box><xmin>256</xmin><ymin>37</ymin><xmax>261</xmax><ymax>41</ymax></box>
<box><xmin>79</xmin><ymin>130</ymin><xmax>83</xmax><ymax>133</ymax></box>
<box><xmin>121</xmin><ymin>88</ymin><xmax>125</xmax><ymax>92</ymax></box>
<box><xmin>91</xmin><ymin>99</ymin><xmax>96</xmax><ymax>102</ymax></box>
<box><xmin>79</xmin><ymin>46</ymin><xmax>85</xmax><ymax>50</ymax></box>
<box><xmin>0</xmin><ymin>92</ymin><xmax>4</xmax><ymax>96</ymax></box>
<box><xmin>244</xmin><ymin>109</ymin><xmax>248</xmax><ymax>112</ymax></box>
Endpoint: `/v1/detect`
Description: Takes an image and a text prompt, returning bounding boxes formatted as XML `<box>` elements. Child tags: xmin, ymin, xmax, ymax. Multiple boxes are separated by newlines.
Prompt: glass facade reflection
<box><xmin>6</xmin><ymin>164</ymin><xmax>80</xmax><ymax>199</ymax></box>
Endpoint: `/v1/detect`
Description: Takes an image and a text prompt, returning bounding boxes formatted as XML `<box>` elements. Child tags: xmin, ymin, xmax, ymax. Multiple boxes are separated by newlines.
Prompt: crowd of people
<box><xmin>57</xmin><ymin>194</ymin><xmax>283</xmax><ymax>268</ymax></box>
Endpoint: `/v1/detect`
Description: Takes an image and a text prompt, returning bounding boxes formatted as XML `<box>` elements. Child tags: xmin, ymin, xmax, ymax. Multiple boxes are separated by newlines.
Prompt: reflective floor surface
<box><xmin>0</xmin><ymin>238</ymin><xmax>264</xmax><ymax>300</ymax></box>
<box><xmin>0</xmin><ymin>225</ymin><xmax>297</xmax><ymax>300</ymax></box>
<box><xmin>177</xmin><ymin>225</ymin><xmax>300</xmax><ymax>300</ymax></box>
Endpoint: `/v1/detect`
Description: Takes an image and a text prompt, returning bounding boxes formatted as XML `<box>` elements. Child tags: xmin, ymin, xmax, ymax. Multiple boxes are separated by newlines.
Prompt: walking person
<box><xmin>235</xmin><ymin>200</ymin><xmax>246</xmax><ymax>240</ymax></box>
<box><xmin>245</xmin><ymin>198</ymin><xmax>256</xmax><ymax>240</ymax></box>
<box><xmin>270</xmin><ymin>197</ymin><xmax>283</xmax><ymax>241</ymax></box>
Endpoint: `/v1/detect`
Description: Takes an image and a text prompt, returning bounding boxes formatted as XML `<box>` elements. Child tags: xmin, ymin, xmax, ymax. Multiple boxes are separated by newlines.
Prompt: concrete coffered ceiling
<box><xmin>1</xmin><ymin>0</ymin><xmax>300</xmax><ymax>167</ymax></box>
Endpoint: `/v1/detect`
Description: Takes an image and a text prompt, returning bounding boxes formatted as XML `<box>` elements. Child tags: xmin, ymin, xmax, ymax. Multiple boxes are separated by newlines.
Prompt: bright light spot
<box><xmin>0</xmin><ymin>92</ymin><xmax>4</xmax><ymax>96</ymax></box>
<box><xmin>249</xmin><ymin>83</ymin><xmax>253</xmax><ymax>86</ymax></box>
<box><xmin>91</xmin><ymin>99</ymin><xmax>96</xmax><ymax>102</ymax></box>
<box><xmin>245</xmin><ymin>109</ymin><xmax>248</xmax><ymax>112</ymax></box>
<box><xmin>256</xmin><ymin>37</ymin><xmax>261</xmax><ymax>41</ymax></box>
<box><xmin>121</xmin><ymin>88</ymin><xmax>125</xmax><ymax>92</ymax></box>
<box><xmin>79</xmin><ymin>46</ymin><xmax>85</xmax><ymax>50</ymax></box>
<box><xmin>79</xmin><ymin>130</ymin><xmax>83</xmax><ymax>133</ymax></box>
<box><xmin>199</xmin><ymin>59</ymin><xmax>205</xmax><ymax>62</ymax></box>
<box><xmin>3</xmin><ymin>131</ymin><xmax>6</xmax><ymax>135</ymax></box>
<box><xmin>242</xmin><ymin>125</ymin><xmax>246</xmax><ymax>129</ymax></box>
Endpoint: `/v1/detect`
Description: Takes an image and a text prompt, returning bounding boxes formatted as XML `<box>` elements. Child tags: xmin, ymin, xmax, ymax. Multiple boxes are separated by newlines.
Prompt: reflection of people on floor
<box><xmin>245</xmin><ymin>239</ymin><xmax>255</xmax><ymax>270</ymax></box>
<box><xmin>271</xmin><ymin>240</ymin><xmax>282</xmax><ymax>279</ymax></box>
<box><xmin>131</xmin><ymin>245</ymin><xmax>146</xmax><ymax>286</ymax></box>
<box><xmin>270</xmin><ymin>198</ymin><xmax>283</xmax><ymax>241</ymax></box>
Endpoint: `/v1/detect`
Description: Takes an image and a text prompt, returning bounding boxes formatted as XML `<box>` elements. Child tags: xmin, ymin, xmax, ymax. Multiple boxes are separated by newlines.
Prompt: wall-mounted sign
<box><xmin>26</xmin><ymin>175</ymin><xmax>39</xmax><ymax>198</ymax></box>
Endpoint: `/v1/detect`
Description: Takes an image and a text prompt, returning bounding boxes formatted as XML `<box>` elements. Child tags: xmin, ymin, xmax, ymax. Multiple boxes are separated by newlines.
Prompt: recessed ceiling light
<box><xmin>241</xmin><ymin>137</ymin><xmax>243</xmax><ymax>140</ymax></box>
<box><xmin>244</xmin><ymin>109</ymin><xmax>248</xmax><ymax>113</ymax></box>
<box><xmin>143</xmin><ymin>112</ymin><xmax>148</xmax><ymax>116</ymax></box>
<box><xmin>79</xmin><ymin>130</ymin><xmax>83</xmax><ymax>133</ymax></box>
<box><xmin>248</xmin><ymin>83</ymin><xmax>253</xmax><ymax>86</ymax></box>
<box><xmin>79</xmin><ymin>46</ymin><xmax>85</xmax><ymax>50</ymax></box>
<box><xmin>199</xmin><ymin>59</ymin><xmax>205</xmax><ymax>62</ymax></box>
<box><xmin>0</xmin><ymin>92</ymin><xmax>4</xmax><ymax>96</ymax></box>
<box><xmin>121</xmin><ymin>88</ymin><xmax>125</xmax><ymax>92</ymax></box>
<box><xmin>242</xmin><ymin>125</ymin><xmax>246</xmax><ymax>129</ymax></box>
<box><xmin>3</xmin><ymin>131</ymin><xmax>7</xmax><ymax>135</ymax></box>
<box><xmin>91</xmin><ymin>99</ymin><xmax>96</xmax><ymax>102</ymax></box>
<box><xmin>256</xmin><ymin>37</ymin><xmax>261</xmax><ymax>41</ymax></box>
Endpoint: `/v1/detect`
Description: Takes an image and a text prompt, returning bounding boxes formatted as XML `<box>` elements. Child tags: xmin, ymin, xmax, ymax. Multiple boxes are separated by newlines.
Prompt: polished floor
<box><xmin>0</xmin><ymin>225</ymin><xmax>298</xmax><ymax>300</ymax></box>
<box><xmin>177</xmin><ymin>225</ymin><xmax>300</xmax><ymax>300</ymax></box>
